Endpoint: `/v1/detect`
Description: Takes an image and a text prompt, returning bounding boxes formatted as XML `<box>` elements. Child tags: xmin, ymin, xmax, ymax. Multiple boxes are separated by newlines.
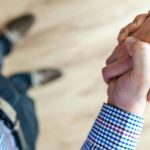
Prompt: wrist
<box><xmin>108</xmin><ymin>99</ymin><xmax>146</xmax><ymax>117</ymax></box>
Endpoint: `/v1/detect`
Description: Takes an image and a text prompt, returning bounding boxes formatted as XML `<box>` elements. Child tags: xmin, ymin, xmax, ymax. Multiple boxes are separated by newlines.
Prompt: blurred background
<box><xmin>0</xmin><ymin>0</ymin><xmax>150</xmax><ymax>149</ymax></box>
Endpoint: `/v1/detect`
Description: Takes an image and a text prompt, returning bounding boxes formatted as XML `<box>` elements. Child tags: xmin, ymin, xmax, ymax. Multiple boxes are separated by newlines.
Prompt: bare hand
<box><xmin>103</xmin><ymin>37</ymin><xmax>150</xmax><ymax>116</ymax></box>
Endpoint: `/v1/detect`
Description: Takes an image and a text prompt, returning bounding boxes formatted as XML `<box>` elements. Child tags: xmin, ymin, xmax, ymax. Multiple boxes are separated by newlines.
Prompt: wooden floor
<box><xmin>0</xmin><ymin>0</ymin><xmax>150</xmax><ymax>149</ymax></box>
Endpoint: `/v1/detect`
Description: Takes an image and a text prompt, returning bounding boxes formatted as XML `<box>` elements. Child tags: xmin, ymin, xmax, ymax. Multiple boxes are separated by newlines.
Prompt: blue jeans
<box><xmin>0</xmin><ymin>34</ymin><xmax>39</xmax><ymax>150</ymax></box>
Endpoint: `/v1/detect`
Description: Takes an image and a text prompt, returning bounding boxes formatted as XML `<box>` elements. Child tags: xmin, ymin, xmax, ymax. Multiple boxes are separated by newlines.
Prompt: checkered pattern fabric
<box><xmin>81</xmin><ymin>103</ymin><xmax>144</xmax><ymax>150</ymax></box>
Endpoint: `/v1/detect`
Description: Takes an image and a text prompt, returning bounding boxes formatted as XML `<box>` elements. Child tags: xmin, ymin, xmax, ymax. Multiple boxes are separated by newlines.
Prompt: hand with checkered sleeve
<box><xmin>103</xmin><ymin>37</ymin><xmax>150</xmax><ymax>117</ymax></box>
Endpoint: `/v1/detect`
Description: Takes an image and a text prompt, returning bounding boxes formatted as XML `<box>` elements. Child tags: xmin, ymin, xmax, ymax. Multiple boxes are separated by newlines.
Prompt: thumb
<box><xmin>125</xmin><ymin>37</ymin><xmax>150</xmax><ymax>83</ymax></box>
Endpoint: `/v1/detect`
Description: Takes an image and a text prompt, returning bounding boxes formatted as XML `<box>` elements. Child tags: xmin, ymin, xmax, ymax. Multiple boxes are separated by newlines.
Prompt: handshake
<box><xmin>102</xmin><ymin>11</ymin><xmax>150</xmax><ymax>117</ymax></box>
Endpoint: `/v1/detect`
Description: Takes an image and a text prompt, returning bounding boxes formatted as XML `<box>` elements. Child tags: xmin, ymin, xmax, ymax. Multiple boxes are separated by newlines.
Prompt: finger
<box><xmin>106</xmin><ymin>44</ymin><xmax>129</xmax><ymax>65</ymax></box>
<box><xmin>133</xmin><ymin>14</ymin><xmax>148</xmax><ymax>28</ymax></box>
<box><xmin>118</xmin><ymin>23</ymin><xmax>136</xmax><ymax>42</ymax></box>
<box><xmin>125</xmin><ymin>37</ymin><xmax>150</xmax><ymax>82</ymax></box>
<box><xmin>118</xmin><ymin>14</ymin><xmax>148</xmax><ymax>42</ymax></box>
<box><xmin>113</xmin><ymin>14</ymin><xmax>148</xmax><ymax>65</ymax></box>
<box><xmin>109</xmin><ymin>14</ymin><xmax>147</xmax><ymax>65</ymax></box>
<box><xmin>106</xmin><ymin>46</ymin><xmax>119</xmax><ymax>65</ymax></box>
<box><xmin>102</xmin><ymin>57</ymin><xmax>133</xmax><ymax>83</ymax></box>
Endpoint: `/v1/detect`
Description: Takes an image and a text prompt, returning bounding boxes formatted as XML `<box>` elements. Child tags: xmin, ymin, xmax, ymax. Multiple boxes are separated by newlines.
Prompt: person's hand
<box><xmin>107</xmin><ymin>13</ymin><xmax>149</xmax><ymax>66</ymax></box>
<box><xmin>102</xmin><ymin>37</ymin><xmax>150</xmax><ymax>116</ymax></box>
<box><xmin>118</xmin><ymin>13</ymin><xmax>148</xmax><ymax>42</ymax></box>
<box><xmin>104</xmin><ymin>11</ymin><xmax>150</xmax><ymax>102</ymax></box>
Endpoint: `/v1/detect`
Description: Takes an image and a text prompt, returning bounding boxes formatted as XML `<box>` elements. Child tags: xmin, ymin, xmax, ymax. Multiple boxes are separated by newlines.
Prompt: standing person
<box><xmin>0</xmin><ymin>14</ymin><xmax>62</xmax><ymax>149</ymax></box>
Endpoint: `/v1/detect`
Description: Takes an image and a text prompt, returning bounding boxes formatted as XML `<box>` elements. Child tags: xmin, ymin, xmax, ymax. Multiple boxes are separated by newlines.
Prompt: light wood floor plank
<box><xmin>0</xmin><ymin>0</ymin><xmax>150</xmax><ymax>149</ymax></box>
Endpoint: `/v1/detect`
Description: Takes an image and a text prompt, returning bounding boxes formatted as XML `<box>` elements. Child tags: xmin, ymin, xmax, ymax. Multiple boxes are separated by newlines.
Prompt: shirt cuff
<box><xmin>82</xmin><ymin>103</ymin><xmax>144</xmax><ymax>150</ymax></box>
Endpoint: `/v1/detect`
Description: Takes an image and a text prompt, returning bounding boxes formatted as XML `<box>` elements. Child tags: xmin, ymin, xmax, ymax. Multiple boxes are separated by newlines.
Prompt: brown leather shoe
<box><xmin>31</xmin><ymin>68</ymin><xmax>62</xmax><ymax>86</ymax></box>
<box><xmin>2</xmin><ymin>14</ymin><xmax>35</xmax><ymax>43</ymax></box>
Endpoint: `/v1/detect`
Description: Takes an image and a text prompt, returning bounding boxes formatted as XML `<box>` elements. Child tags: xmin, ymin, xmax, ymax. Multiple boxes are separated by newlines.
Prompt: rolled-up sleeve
<box><xmin>81</xmin><ymin>103</ymin><xmax>144</xmax><ymax>150</ymax></box>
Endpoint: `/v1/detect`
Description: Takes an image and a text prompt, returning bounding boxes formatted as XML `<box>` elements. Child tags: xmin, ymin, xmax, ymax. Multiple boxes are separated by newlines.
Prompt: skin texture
<box><xmin>106</xmin><ymin>13</ymin><xmax>149</xmax><ymax>65</ymax></box>
<box><xmin>106</xmin><ymin>13</ymin><xmax>149</xmax><ymax>66</ymax></box>
<box><xmin>105</xmin><ymin>37</ymin><xmax>150</xmax><ymax>116</ymax></box>
<box><xmin>102</xmin><ymin>12</ymin><xmax>150</xmax><ymax>116</ymax></box>
<box><xmin>104</xmin><ymin>14</ymin><xmax>150</xmax><ymax>83</ymax></box>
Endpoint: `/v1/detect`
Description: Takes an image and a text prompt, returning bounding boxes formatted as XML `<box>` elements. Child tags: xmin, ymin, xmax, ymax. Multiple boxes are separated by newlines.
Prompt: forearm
<box><xmin>81</xmin><ymin>103</ymin><xmax>144</xmax><ymax>150</ymax></box>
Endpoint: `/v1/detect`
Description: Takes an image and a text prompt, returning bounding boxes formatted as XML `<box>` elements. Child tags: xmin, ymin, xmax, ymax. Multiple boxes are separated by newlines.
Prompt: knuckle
<box><xmin>102</xmin><ymin>67</ymin><xmax>109</xmax><ymax>78</ymax></box>
<box><xmin>119</xmin><ymin>27</ymin><xmax>126</xmax><ymax>34</ymax></box>
<box><xmin>129</xmin><ymin>22</ymin><xmax>137</xmax><ymax>31</ymax></box>
<box><xmin>133</xmin><ymin>41</ymin><xmax>150</xmax><ymax>57</ymax></box>
<box><xmin>134</xmin><ymin>14</ymin><xmax>145</xmax><ymax>20</ymax></box>
<box><xmin>141</xmin><ymin>43</ymin><xmax>150</xmax><ymax>49</ymax></box>
<box><xmin>132</xmin><ymin>41</ymin><xmax>147</xmax><ymax>50</ymax></box>
<box><xmin>134</xmin><ymin>14</ymin><xmax>141</xmax><ymax>21</ymax></box>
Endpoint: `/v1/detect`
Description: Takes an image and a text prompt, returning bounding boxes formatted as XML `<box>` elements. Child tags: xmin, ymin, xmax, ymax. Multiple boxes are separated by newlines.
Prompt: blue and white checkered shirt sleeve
<box><xmin>0</xmin><ymin>120</ymin><xmax>18</xmax><ymax>150</ymax></box>
<box><xmin>81</xmin><ymin>103</ymin><xmax>144</xmax><ymax>150</ymax></box>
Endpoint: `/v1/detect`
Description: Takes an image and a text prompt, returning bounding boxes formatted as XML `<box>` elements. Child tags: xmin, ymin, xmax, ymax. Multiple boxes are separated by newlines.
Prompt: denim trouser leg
<box><xmin>0</xmin><ymin>35</ymin><xmax>39</xmax><ymax>149</ymax></box>
<box><xmin>8</xmin><ymin>73</ymin><xmax>39</xmax><ymax>149</ymax></box>
<box><xmin>14</xmin><ymin>93</ymin><xmax>39</xmax><ymax>150</ymax></box>
<box><xmin>0</xmin><ymin>34</ymin><xmax>13</xmax><ymax>70</ymax></box>
<box><xmin>0</xmin><ymin>75</ymin><xmax>39</xmax><ymax>150</ymax></box>
<box><xmin>9</xmin><ymin>73</ymin><xmax>32</xmax><ymax>94</ymax></box>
